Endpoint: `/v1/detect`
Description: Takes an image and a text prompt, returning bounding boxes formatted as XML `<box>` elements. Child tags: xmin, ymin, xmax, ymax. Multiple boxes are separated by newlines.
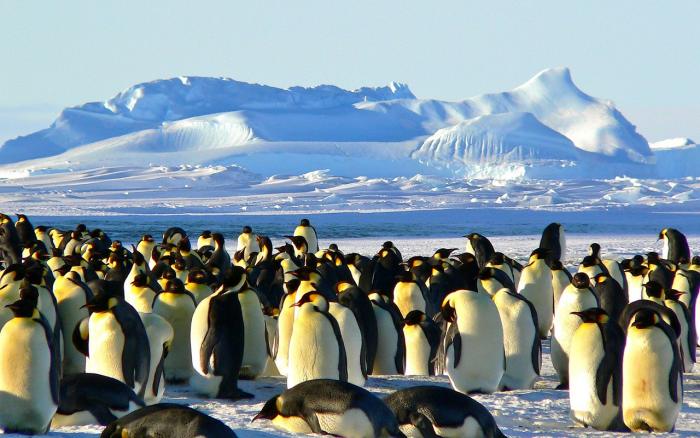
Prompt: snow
<box><xmin>0</xmin><ymin>68</ymin><xmax>666</xmax><ymax>179</ymax></box>
<box><xmin>6</xmin><ymin>233</ymin><xmax>700</xmax><ymax>437</ymax></box>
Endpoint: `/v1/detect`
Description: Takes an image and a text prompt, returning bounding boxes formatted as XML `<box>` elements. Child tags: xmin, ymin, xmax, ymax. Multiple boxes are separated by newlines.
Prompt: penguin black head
<box><xmin>678</xmin><ymin>256</ymin><xmax>689</xmax><ymax>266</ymax></box>
<box><xmin>5</xmin><ymin>297</ymin><xmax>37</xmax><ymax>318</ymax></box>
<box><xmin>131</xmin><ymin>273</ymin><xmax>149</xmax><ymax>288</ymax></box>
<box><xmin>643</xmin><ymin>281</ymin><xmax>664</xmax><ymax>298</ymax></box>
<box><xmin>252</xmin><ymin>396</ymin><xmax>280</xmax><ymax>422</ymax></box>
<box><xmin>70</xmin><ymin>230</ymin><xmax>82</xmax><ymax>240</ymax></box>
<box><xmin>441</xmin><ymin>302</ymin><xmax>457</xmax><ymax>323</ymax></box>
<box><xmin>16</xmin><ymin>214</ymin><xmax>28</xmax><ymax>222</ymax></box>
<box><xmin>593</xmin><ymin>273</ymin><xmax>609</xmax><ymax>284</ymax></box>
<box><xmin>588</xmin><ymin>243</ymin><xmax>601</xmax><ymax>258</ymax></box>
<box><xmin>35</xmin><ymin>225</ymin><xmax>48</xmax><ymax>233</ymax></box>
<box><xmin>19</xmin><ymin>285</ymin><xmax>39</xmax><ymax>306</ymax></box>
<box><xmin>395</xmin><ymin>270</ymin><xmax>414</xmax><ymax>283</ymax></box>
<box><xmin>404</xmin><ymin>310</ymin><xmax>427</xmax><ymax>326</ymax></box>
<box><xmin>285</xmin><ymin>278</ymin><xmax>301</xmax><ymax>295</ymax></box>
<box><xmin>478</xmin><ymin>267</ymin><xmax>497</xmax><ymax>280</ymax></box>
<box><xmin>242</xmin><ymin>226</ymin><xmax>253</xmax><ymax>234</ymax></box>
<box><xmin>300</xmin><ymin>218</ymin><xmax>311</xmax><ymax>227</ymax></box>
<box><xmin>178</xmin><ymin>238</ymin><xmax>192</xmax><ymax>253</ymax></box>
<box><xmin>200</xmin><ymin>230</ymin><xmax>212</xmax><ymax>238</ymax></box>
<box><xmin>549</xmin><ymin>260</ymin><xmax>564</xmax><ymax>271</ymax></box>
<box><xmin>647</xmin><ymin>252</ymin><xmax>660</xmax><ymax>265</ymax></box>
<box><xmin>692</xmin><ymin>256</ymin><xmax>700</xmax><ymax>266</ymax></box>
<box><xmin>187</xmin><ymin>269</ymin><xmax>208</xmax><ymax>284</ymax></box>
<box><xmin>173</xmin><ymin>259</ymin><xmax>187</xmax><ymax>271</ymax></box>
<box><xmin>382</xmin><ymin>241</ymin><xmax>394</xmax><ymax>250</ymax></box>
<box><xmin>580</xmin><ymin>256</ymin><xmax>598</xmax><ymax>268</ymax></box>
<box><xmin>161</xmin><ymin>269</ymin><xmax>176</xmax><ymax>281</ymax></box>
<box><xmin>75</xmin><ymin>224</ymin><xmax>87</xmax><ymax>234</ymax></box>
<box><xmin>630</xmin><ymin>308</ymin><xmax>660</xmax><ymax>329</ymax></box>
<box><xmin>141</xmin><ymin>234</ymin><xmax>154</xmax><ymax>242</ymax></box>
<box><xmin>293</xmin><ymin>292</ymin><xmax>327</xmax><ymax>310</ymax></box>
<box><xmin>334</xmin><ymin>281</ymin><xmax>354</xmax><ymax>295</ymax></box>
<box><xmin>285</xmin><ymin>235</ymin><xmax>307</xmax><ymax>250</ymax></box>
<box><xmin>132</xmin><ymin>248</ymin><xmax>145</xmax><ymax>265</ymax></box>
<box><xmin>434</xmin><ymin>248</ymin><xmax>457</xmax><ymax>259</ymax></box>
<box><xmin>212</xmin><ymin>233</ymin><xmax>225</xmax><ymax>245</ymax></box>
<box><xmin>530</xmin><ymin>248</ymin><xmax>549</xmax><ymax>260</ymax></box>
<box><xmin>23</xmin><ymin>264</ymin><xmax>44</xmax><ymax>286</ymax></box>
<box><xmin>328</xmin><ymin>243</ymin><xmax>339</xmax><ymax>252</ymax></box>
<box><xmin>164</xmin><ymin>279</ymin><xmax>186</xmax><ymax>294</ymax></box>
<box><xmin>572</xmin><ymin>272</ymin><xmax>590</xmax><ymax>289</ymax></box>
<box><xmin>84</xmin><ymin>290</ymin><xmax>119</xmax><ymax>313</ymax></box>
<box><xmin>221</xmin><ymin>266</ymin><xmax>247</xmax><ymax>290</ymax></box>
<box><xmin>463</xmin><ymin>232</ymin><xmax>480</xmax><ymax>241</ymax></box>
<box><xmin>571</xmin><ymin>307</ymin><xmax>608</xmax><ymax>324</ymax></box>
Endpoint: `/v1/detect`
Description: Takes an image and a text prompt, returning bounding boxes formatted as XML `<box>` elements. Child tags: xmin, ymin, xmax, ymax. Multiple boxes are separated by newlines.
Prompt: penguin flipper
<box><xmin>408</xmin><ymin>412</ymin><xmax>439</xmax><ymax>438</ymax></box>
<box><xmin>72</xmin><ymin>317</ymin><xmax>90</xmax><ymax>357</ymax></box>
<box><xmin>152</xmin><ymin>344</ymin><xmax>168</xmax><ymax>397</ymax></box>
<box><xmin>445</xmin><ymin>322</ymin><xmax>462</xmax><ymax>368</ymax></box>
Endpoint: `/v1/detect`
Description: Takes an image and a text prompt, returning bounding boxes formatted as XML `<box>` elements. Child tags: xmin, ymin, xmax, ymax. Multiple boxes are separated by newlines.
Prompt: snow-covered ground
<box><xmin>6</xmin><ymin>233</ymin><xmax>699</xmax><ymax>437</ymax></box>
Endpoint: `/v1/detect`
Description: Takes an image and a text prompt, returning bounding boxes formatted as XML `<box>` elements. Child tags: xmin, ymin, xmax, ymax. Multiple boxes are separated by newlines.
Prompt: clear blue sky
<box><xmin>1</xmin><ymin>0</ymin><xmax>698</xmax><ymax>144</ymax></box>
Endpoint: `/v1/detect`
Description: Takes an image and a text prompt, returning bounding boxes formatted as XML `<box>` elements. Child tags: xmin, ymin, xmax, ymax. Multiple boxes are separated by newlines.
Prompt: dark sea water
<box><xmin>26</xmin><ymin>206</ymin><xmax>700</xmax><ymax>243</ymax></box>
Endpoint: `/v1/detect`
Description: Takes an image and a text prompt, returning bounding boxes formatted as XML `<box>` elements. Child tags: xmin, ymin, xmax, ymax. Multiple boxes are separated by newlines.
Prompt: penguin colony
<box><xmin>0</xmin><ymin>212</ymin><xmax>695</xmax><ymax>436</ymax></box>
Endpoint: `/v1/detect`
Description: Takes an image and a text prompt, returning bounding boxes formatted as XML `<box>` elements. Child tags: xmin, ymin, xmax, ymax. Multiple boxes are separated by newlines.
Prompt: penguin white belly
<box><xmin>260</xmin><ymin>315</ymin><xmax>281</xmax><ymax>377</ymax></box>
<box><xmin>551</xmin><ymin>293</ymin><xmax>597</xmax><ymax>384</ymax></box>
<box><xmin>153</xmin><ymin>294</ymin><xmax>195</xmax><ymax>381</ymax></box>
<box><xmin>316</xmin><ymin>409</ymin><xmax>375</xmax><ymax>438</ymax></box>
<box><xmin>626</xmin><ymin>273</ymin><xmax>646</xmax><ymax>303</ymax></box>
<box><xmin>348</xmin><ymin>265</ymin><xmax>362</xmax><ymax>286</ymax></box>
<box><xmin>0</xmin><ymin>319</ymin><xmax>56</xmax><ymax>433</ymax></box>
<box><xmin>140</xmin><ymin>312</ymin><xmax>173</xmax><ymax>404</ymax></box>
<box><xmin>433</xmin><ymin>417</ymin><xmax>485</xmax><ymax>438</ymax></box>
<box><xmin>403</xmin><ymin>325</ymin><xmax>431</xmax><ymax>376</ymax></box>
<box><xmin>496</xmin><ymin>298</ymin><xmax>538</xmax><ymax>390</ymax></box>
<box><xmin>55</xmin><ymin>287</ymin><xmax>89</xmax><ymax>375</ymax></box>
<box><xmin>329</xmin><ymin>303</ymin><xmax>365</xmax><ymax>386</ymax></box>
<box><xmin>393</xmin><ymin>283</ymin><xmax>426</xmax><ymax>317</ymax></box>
<box><xmin>623</xmin><ymin>327</ymin><xmax>681</xmax><ymax>432</ymax></box>
<box><xmin>666</xmin><ymin>301</ymin><xmax>693</xmax><ymax>372</ymax></box>
<box><xmin>239</xmin><ymin>291</ymin><xmax>268</xmax><ymax>379</ymax></box>
<box><xmin>189</xmin><ymin>297</ymin><xmax>223</xmax><ymax>397</ymax></box>
<box><xmin>518</xmin><ymin>264</ymin><xmax>553</xmax><ymax>338</ymax></box>
<box><xmin>51</xmin><ymin>410</ymin><xmax>98</xmax><ymax>427</ymax></box>
<box><xmin>602</xmin><ymin>260</ymin><xmax>625</xmax><ymax>290</ymax></box>
<box><xmin>569</xmin><ymin>324</ymin><xmax>618</xmax><ymax>429</ymax></box>
<box><xmin>36</xmin><ymin>287</ymin><xmax>57</xmax><ymax>331</ymax></box>
<box><xmin>477</xmin><ymin>278</ymin><xmax>502</xmax><ymax>297</ymax></box>
<box><xmin>125</xmin><ymin>288</ymin><xmax>156</xmax><ymax>313</ymax></box>
<box><xmin>86</xmin><ymin>313</ymin><xmax>126</xmax><ymax>384</ymax></box>
<box><xmin>551</xmin><ymin>271</ymin><xmax>569</xmax><ymax>312</ymax></box>
<box><xmin>271</xmin><ymin>415</ymin><xmax>313</xmax><ymax>434</ymax></box>
<box><xmin>372</xmin><ymin>305</ymin><xmax>399</xmax><ymax>375</ymax></box>
<box><xmin>287</xmin><ymin>309</ymin><xmax>341</xmax><ymax>388</ymax></box>
<box><xmin>275</xmin><ymin>305</ymin><xmax>295</xmax><ymax>377</ymax></box>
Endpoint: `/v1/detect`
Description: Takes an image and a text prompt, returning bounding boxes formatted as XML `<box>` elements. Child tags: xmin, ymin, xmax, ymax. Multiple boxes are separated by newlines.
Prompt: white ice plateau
<box><xmin>1</xmin><ymin>67</ymin><xmax>699</xmax><ymax>216</ymax></box>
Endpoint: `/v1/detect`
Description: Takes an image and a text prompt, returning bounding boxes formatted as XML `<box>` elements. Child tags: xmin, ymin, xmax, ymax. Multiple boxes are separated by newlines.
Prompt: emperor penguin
<box><xmin>518</xmin><ymin>248</ymin><xmax>554</xmax><ymax>338</ymax></box>
<box><xmin>442</xmin><ymin>289</ymin><xmax>504</xmax><ymax>394</ymax></box>
<box><xmin>647</xmin><ymin>252</ymin><xmax>674</xmax><ymax>289</ymax></box>
<box><xmin>285</xmin><ymin>235</ymin><xmax>309</xmax><ymax>260</ymax></box>
<box><xmin>138</xmin><ymin>311</ymin><xmax>173</xmax><ymax>404</ymax></box>
<box><xmin>34</xmin><ymin>225</ymin><xmax>54</xmax><ymax>253</ymax></box>
<box><xmin>197</xmin><ymin>230</ymin><xmax>214</xmax><ymax>250</ymax></box>
<box><xmin>162</xmin><ymin>226</ymin><xmax>186</xmax><ymax>246</ymax></box>
<box><xmin>53</xmin><ymin>270</ymin><xmax>93</xmax><ymax>374</ymax></box>
<box><xmin>477</xmin><ymin>266</ymin><xmax>516</xmax><ymax>296</ymax></box>
<box><xmin>578</xmin><ymin>256</ymin><xmax>605</xmax><ymax>283</ymax></box>
<box><xmin>623</xmin><ymin>255</ymin><xmax>649</xmax><ymax>302</ymax></box>
<box><xmin>51</xmin><ymin>373</ymin><xmax>145</xmax><ymax>427</ymax></box>
<box><xmin>486</xmin><ymin>251</ymin><xmax>517</xmax><ymax>283</ymax></box>
<box><xmin>135</xmin><ymin>234</ymin><xmax>156</xmax><ymax>262</ymax></box>
<box><xmin>539</xmin><ymin>222</ymin><xmax>566</xmax><ymax>263</ymax></box>
<box><xmin>294</xmin><ymin>218</ymin><xmax>319</xmax><ymax>254</ymax></box>
<box><xmin>402</xmin><ymin>310</ymin><xmax>441</xmax><ymax>376</ymax></box>
<box><xmin>337</xmin><ymin>281</ymin><xmax>378</xmax><ymax>376</ymax></box>
<box><xmin>101</xmin><ymin>403</ymin><xmax>238</xmax><ymax>438</ymax></box>
<box><xmin>368</xmin><ymin>291</ymin><xmax>405</xmax><ymax>375</ymax></box>
<box><xmin>287</xmin><ymin>292</ymin><xmax>347</xmax><ymax>388</ymax></box>
<box><xmin>204</xmin><ymin>232</ymin><xmax>231</xmax><ymax>278</ymax></box>
<box><xmin>588</xmin><ymin>243</ymin><xmax>627</xmax><ymax>289</ymax></box>
<box><xmin>236</xmin><ymin>225</ymin><xmax>260</xmax><ymax>260</ymax></box>
<box><xmin>189</xmin><ymin>267</ymin><xmax>253</xmax><ymax>400</ymax></box>
<box><xmin>152</xmin><ymin>278</ymin><xmax>197</xmax><ymax>382</ymax></box>
<box><xmin>253</xmin><ymin>379</ymin><xmax>403</xmax><ymax>438</ymax></box>
<box><xmin>329</xmin><ymin>298</ymin><xmax>367</xmax><ymax>386</ymax></box>
<box><xmin>551</xmin><ymin>260</ymin><xmax>573</xmax><ymax>310</ymax></box>
<box><xmin>551</xmin><ymin>272</ymin><xmax>599</xmax><ymax>388</ymax></box>
<box><xmin>14</xmin><ymin>214</ymin><xmax>36</xmax><ymax>244</ymax></box>
<box><xmin>77</xmin><ymin>286</ymin><xmax>151</xmax><ymax>398</ymax></box>
<box><xmin>464</xmin><ymin>232</ymin><xmax>495</xmax><ymax>268</ymax></box>
<box><xmin>660</xmin><ymin>228</ymin><xmax>690</xmax><ymax>265</ymax></box>
<box><xmin>622</xmin><ymin>307</ymin><xmax>683</xmax><ymax>432</ymax></box>
<box><xmin>0</xmin><ymin>293</ymin><xmax>59</xmax><ymax>435</ymax></box>
<box><xmin>664</xmin><ymin>290</ymin><xmax>696</xmax><ymax>372</ymax></box>
<box><xmin>385</xmin><ymin>385</ymin><xmax>507</xmax><ymax>438</ymax></box>
<box><xmin>568</xmin><ymin>308</ymin><xmax>626</xmax><ymax>431</ymax></box>
<box><xmin>392</xmin><ymin>270</ymin><xmax>428</xmax><ymax>317</ymax></box>
<box><xmin>493</xmin><ymin>288</ymin><xmax>540</xmax><ymax>390</ymax></box>
<box><xmin>593</xmin><ymin>272</ymin><xmax>628</xmax><ymax>323</ymax></box>
<box><xmin>125</xmin><ymin>273</ymin><xmax>158</xmax><ymax>313</ymax></box>
<box><xmin>642</xmin><ymin>280</ymin><xmax>665</xmax><ymax>304</ymax></box>
<box><xmin>235</xmin><ymin>280</ymin><xmax>268</xmax><ymax>380</ymax></box>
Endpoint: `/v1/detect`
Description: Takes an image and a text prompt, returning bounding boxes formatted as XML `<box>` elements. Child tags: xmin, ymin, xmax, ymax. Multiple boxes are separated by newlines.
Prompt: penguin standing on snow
<box><xmin>551</xmin><ymin>272</ymin><xmax>599</xmax><ymax>388</ymax></box>
<box><xmin>337</xmin><ymin>281</ymin><xmax>378</xmax><ymax>377</ymax></box>
<box><xmin>568</xmin><ymin>308</ymin><xmax>626</xmax><ymax>431</ymax></box>
<box><xmin>51</xmin><ymin>373</ymin><xmax>145</xmax><ymax>427</ymax></box>
<box><xmin>660</xmin><ymin>228</ymin><xmax>690</xmax><ymax>265</ymax></box>
<box><xmin>385</xmin><ymin>385</ymin><xmax>506</xmax><ymax>438</ymax></box>
<box><xmin>551</xmin><ymin>260</ymin><xmax>573</xmax><ymax>310</ymax></box>
<box><xmin>329</xmin><ymin>298</ymin><xmax>368</xmax><ymax>386</ymax></box>
<box><xmin>402</xmin><ymin>310</ymin><xmax>441</xmax><ymax>376</ymax></box>
<box><xmin>253</xmin><ymin>379</ymin><xmax>403</xmax><ymax>438</ymax></box>
<box><xmin>442</xmin><ymin>289</ymin><xmax>504</xmax><ymax>394</ymax></box>
<box><xmin>235</xmin><ymin>280</ymin><xmax>268</xmax><ymax>380</ymax></box>
<box><xmin>518</xmin><ymin>248</ymin><xmax>554</xmax><ymax>338</ymax></box>
<box><xmin>493</xmin><ymin>287</ymin><xmax>540</xmax><ymax>390</ymax></box>
<box><xmin>369</xmin><ymin>291</ymin><xmax>405</xmax><ymax>376</ymax></box>
<box><xmin>0</xmin><ymin>290</ymin><xmax>59</xmax><ymax>435</ymax></box>
<box><xmin>76</xmin><ymin>285</ymin><xmax>151</xmax><ymax>399</ymax></box>
<box><xmin>287</xmin><ymin>292</ymin><xmax>347</xmax><ymax>388</ymax></box>
<box><xmin>138</xmin><ymin>311</ymin><xmax>173</xmax><ymax>404</ymax></box>
<box><xmin>622</xmin><ymin>307</ymin><xmax>683</xmax><ymax>432</ymax></box>
<box><xmin>189</xmin><ymin>267</ymin><xmax>253</xmax><ymax>400</ymax></box>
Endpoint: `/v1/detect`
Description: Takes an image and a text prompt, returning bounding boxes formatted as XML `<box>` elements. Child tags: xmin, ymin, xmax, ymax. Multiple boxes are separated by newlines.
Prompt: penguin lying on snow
<box><xmin>101</xmin><ymin>403</ymin><xmax>238</xmax><ymax>438</ymax></box>
<box><xmin>254</xmin><ymin>379</ymin><xmax>404</xmax><ymax>438</ymax></box>
<box><xmin>385</xmin><ymin>385</ymin><xmax>506</xmax><ymax>438</ymax></box>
